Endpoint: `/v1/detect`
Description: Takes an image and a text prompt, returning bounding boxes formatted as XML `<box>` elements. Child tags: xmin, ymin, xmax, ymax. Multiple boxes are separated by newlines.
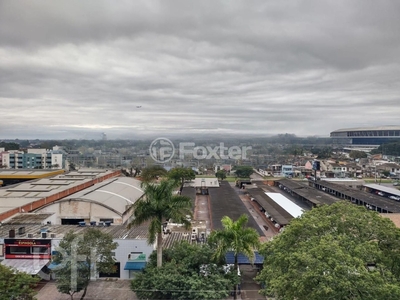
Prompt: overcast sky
<box><xmin>1</xmin><ymin>1</ymin><xmax>400</xmax><ymax>140</ymax></box>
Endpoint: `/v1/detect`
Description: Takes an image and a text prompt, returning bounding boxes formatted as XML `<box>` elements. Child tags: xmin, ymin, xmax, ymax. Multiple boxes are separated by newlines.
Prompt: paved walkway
<box><xmin>239</xmin><ymin>265</ymin><xmax>265</xmax><ymax>300</ymax></box>
<box><xmin>194</xmin><ymin>194</ymin><xmax>211</xmax><ymax>232</ymax></box>
<box><xmin>35</xmin><ymin>279</ymin><xmax>136</xmax><ymax>300</ymax></box>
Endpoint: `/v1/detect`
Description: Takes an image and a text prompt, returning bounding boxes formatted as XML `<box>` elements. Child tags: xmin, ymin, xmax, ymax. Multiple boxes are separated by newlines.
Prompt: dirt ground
<box><xmin>35</xmin><ymin>279</ymin><xmax>137</xmax><ymax>300</ymax></box>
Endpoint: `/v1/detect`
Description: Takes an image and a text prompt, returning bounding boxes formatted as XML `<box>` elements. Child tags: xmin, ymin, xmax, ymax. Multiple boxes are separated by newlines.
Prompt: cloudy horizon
<box><xmin>1</xmin><ymin>1</ymin><xmax>400</xmax><ymax>140</ymax></box>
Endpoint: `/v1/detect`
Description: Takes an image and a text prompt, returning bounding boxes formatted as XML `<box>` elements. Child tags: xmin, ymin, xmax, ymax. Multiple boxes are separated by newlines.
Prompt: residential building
<box><xmin>0</xmin><ymin>147</ymin><xmax>65</xmax><ymax>169</ymax></box>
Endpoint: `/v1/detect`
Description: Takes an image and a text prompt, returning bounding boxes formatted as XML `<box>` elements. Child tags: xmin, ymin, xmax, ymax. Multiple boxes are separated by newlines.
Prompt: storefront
<box><xmin>1</xmin><ymin>238</ymin><xmax>51</xmax><ymax>279</ymax></box>
<box><xmin>4</xmin><ymin>238</ymin><xmax>51</xmax><ymax>259</ymax></box>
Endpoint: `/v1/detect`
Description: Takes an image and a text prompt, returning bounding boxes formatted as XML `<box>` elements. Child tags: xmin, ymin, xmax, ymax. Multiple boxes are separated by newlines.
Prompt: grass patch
<box><xmin>364</xmin><ymin>178</ymin><xmax>394</xmax><ymax>183</ymax></box>
<box><xmin>225</xmin><ymin>177</ymin><xmax>237</xmax><ymax>182</ymax></box>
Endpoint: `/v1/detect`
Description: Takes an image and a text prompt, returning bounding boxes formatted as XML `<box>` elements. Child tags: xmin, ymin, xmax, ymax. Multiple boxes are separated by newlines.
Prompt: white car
<box><xmin>389</xmin><ymin>195</ymin><xmax>400</xmax><ymax>201</ymax></box>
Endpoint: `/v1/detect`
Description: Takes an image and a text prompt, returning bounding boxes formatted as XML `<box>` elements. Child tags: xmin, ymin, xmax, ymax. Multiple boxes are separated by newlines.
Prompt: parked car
<box><xmin>389</xmin><ymin>195</ymin><xmax>400</xmax><ymax>201</ymax></box>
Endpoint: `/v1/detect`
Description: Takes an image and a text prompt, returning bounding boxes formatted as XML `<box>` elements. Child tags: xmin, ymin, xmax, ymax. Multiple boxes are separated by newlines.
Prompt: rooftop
<box><xmin>246</xmin><ymin>186</ymin><xmax>292</xmax><ymax>225</ymax></box>
<box><xmin>316</xmin><ymin>180</ymin><xmax>400</xmax><ymax>213</ymax></box>
<box><xmin>0</xmin><ymin>169</ymin><xmax>65</xmax><ymax>179</ymax></box>
<box><xmin>208</xmin><ymin>181</ymin><xmax>264</xmax><ymax>236</ymax></box>
<box><xmin>364</xmin><ymin>184</ymin><xmax>400</xmax><ymax>197</ymax></box>
<box><xmin>0</xmin><ymin>223</ymin><xmax>149</xmax><ymax>240</ymax></box>
<box><xmin>59</xmin><ymin>176</ymin><xmax>144</xmax><ymax>215</ymax></box>
<box><xmin>0</xmin><ymin>169</ymin><xmax>120</xmax><ymax>221</ymax></box>
<box><xmin>272</xmin><ymin>179</ymin><xmax>338</xmax><ymax>206</ymax></box>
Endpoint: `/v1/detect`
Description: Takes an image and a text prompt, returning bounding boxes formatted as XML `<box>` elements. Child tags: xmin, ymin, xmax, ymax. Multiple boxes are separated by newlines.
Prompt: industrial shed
<box><xmin>33</xmin><ymin>177</ymin><xmax>144</xmax><ymax>225</ymax></box>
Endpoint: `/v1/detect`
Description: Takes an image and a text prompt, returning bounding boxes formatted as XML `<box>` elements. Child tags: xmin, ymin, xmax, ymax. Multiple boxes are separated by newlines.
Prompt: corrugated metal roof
<box><xmin>162</xmin><ymin>232</ymin><xmax>192</xmax><ymax>249</ymax></box>
<box><xmin>0</xmin><ymin>223</ymin><xmax>149</xmax><ymax>240</ymax></box>
<box><xmin>265</xmin><ymin>193</ymin><xmax>304</xmax><ymax>218</ymax></box>
<box><xmin>52</xmin><ymin>177</ymin><xmax>144</xmax><ymax>215</ymax></box>
<box><xmin>0</xmin><ymin>170</ymin><xmax>119</xmax><ymax>220</ymax></box>
<box><xmin>364</xmin><ymin>184</ymin><xmax>400</xmax><ymax>197</ymax></box>
<box><xmin>4</xmin><ymin>213</ymin><xmax>53</xmax><ymax>225</ymax></box>
<box><xmin>225</xmin><ymin>251</ymin><xmax>264</xmax><ymax>265</ymax></box>
<box><xmin>316</xmin><ymin>181</ymin><xmax>400</xmax><ymax>213</ymax></box>
<box><xmin>276</xmin><ymin>179</ymin><xmax>338</xmax><ymax>205</ymax></box>
<box><xmin>1</xmin><ymin>259</ymin><xmax>49</xmax><ymax>274</ymax></box>
<box><xmin>247</xmin><ymin>187</ymin><xmax>291</xmax><ymax>225</ymax></box>
<box><xmin>0</xmin><ymin>169</ymin><xmax>64</xmax><ymax>177</ymax></box>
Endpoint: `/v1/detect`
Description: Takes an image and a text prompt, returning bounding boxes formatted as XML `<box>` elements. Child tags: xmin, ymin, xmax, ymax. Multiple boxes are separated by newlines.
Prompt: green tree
<box><xmin>311</xmin><ymin>147</ymin><xmax>332</xmax><ymax>159</ymax></box>
<box><xmin>0</xmin><ymin>264</ymin><xmax>40</xmax><ymax>299</ymax></box>
<box><xmin>371</xmin><ymin>142</ymin><xmax>400</xmax><ymax>156</ymax></box>
<box><xmin>349</xmin><ymin>150</ymin><xmax>368</xmax><ymax>160</ymax></box>
<box><xmin>233</xmin><ymin>166</ymin><xmax>254</xmax><ymax>178</ymax></box>
<box><xmin>52</xmin><ymin>228</ymin><xmax>118</xmax><ymax>300</ymax></box>
<box><xmin>215</xmin><ymin>170</ymin><xmax>227</xmax><ymax>181</ymax></box>
<box><xmin>0</xmin><ymin>142</ymin><xmax>20</xmax><ymax>150</ymax></box>
<box><xmin>140</xmin><ymin>165</ymin><xmax>168</xmax><ymax>182</ymax></box>
<box><xmin>209</xmin><ymin>214</ymin><xmax>260</xmax><ymax>299</ymax></box>
<box><xmin>131</xmin><ymin>241</ymin><xmax>237</xmax><ymax>300</ymax></box>
<box><xmin>128</xmin><ymin>179</ymin><xmax>192</xmax><ymax>267</ymax></box>
<box><xmin>284</xmin><ymin>145</ymin><xmax>304</xmax><ymax>156</ymax></box>
<box><xmin>256</xmin><ymin>201</ymin><xmax>400</xmax><ymax>300</ymax></box>
<box><xmin>168</xmin><ymin>167</ymin><xmax>196</xmax><ymax>188</ymax></box>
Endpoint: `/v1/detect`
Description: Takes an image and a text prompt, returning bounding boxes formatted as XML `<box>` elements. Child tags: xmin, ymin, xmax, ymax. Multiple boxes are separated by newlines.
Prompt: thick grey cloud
<box><xmin>1</xmin><ymin>0</ymin><xmax>400</xmax><ymax>139</ymax></box>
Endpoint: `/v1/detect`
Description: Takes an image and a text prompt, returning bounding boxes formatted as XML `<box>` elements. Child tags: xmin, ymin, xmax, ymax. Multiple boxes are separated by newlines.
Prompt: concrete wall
<box><xmin>115</xmin><ymin>239</ymin><xmax>154</xmax><ymax>279</ymax></box>
<box><xmin>51</xmin><ymin>238</ymin><xmax>154</xmax><ymax>280</ymax></box>
<box><xmin>36</xmin><ymin>201</ymin><xmax>123</xmax><ymax>224</ymax></box>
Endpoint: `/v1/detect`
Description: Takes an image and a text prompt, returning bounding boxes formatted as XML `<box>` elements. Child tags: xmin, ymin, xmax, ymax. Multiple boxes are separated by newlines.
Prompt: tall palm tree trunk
<box><xmin>157</xmin><ymin>230</ymin><xmax>163</xmax><ymax>267</ymax></box>
<box><xmin>233</xmin><ymin>254</ymin><xmax>238</xmax><ymax>300</ymax></box>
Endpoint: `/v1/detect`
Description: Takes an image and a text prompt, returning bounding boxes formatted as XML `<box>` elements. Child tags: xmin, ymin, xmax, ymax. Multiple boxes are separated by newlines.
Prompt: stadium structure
<box><xmin>330</xmin><ymin>126</ymin><xmax>400</xmax><ymax>150</ymax></box>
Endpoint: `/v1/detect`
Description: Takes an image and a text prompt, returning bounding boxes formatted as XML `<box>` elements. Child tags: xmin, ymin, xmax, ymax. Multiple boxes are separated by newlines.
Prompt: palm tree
<box><xmin>128</xmin><ymin>179</ymin><xmax>192</xmax><ymax>267</ymax></box>
<box><xmin>209</xmin><ymin>214</ymin><xmax>260</xmax><ymax>299</ymax></box>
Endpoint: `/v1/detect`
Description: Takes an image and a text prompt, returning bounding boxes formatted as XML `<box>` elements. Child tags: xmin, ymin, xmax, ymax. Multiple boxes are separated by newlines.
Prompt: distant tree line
<box><xmin>0</xmin><ymin>141</ymin><xmax>20</xmax><ymax>151</ymax></box>
<box><xmin>371</xmin><ymin>141</ymin><xmax>400</xmax><ymax>156</ymax></box>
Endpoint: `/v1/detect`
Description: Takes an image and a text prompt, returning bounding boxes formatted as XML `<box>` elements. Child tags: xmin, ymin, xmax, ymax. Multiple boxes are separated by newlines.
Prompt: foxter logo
<box><xmin>149</xmin><ymin>138</ymin><xmax>175</xmax><ymax>163</ymax></box>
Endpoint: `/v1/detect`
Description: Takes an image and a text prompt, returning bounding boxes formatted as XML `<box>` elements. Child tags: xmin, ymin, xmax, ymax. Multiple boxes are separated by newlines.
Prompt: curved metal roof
<box><xmin>331</xmin><ymin>125</ymin><xmax>400</xmax><ymax>134</ymax></box>
<box><xmin>61</xmin><ymin>177</ymin><xmax>144</xmax><ymax>215</ymax></box>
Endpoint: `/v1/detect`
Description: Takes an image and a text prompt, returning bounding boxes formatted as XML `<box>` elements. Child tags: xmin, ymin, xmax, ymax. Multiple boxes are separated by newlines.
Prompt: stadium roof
<box><xmin>331</xmin><ymin>125</ymin><xmax>400</xmax><ymax>133</ymax></box>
